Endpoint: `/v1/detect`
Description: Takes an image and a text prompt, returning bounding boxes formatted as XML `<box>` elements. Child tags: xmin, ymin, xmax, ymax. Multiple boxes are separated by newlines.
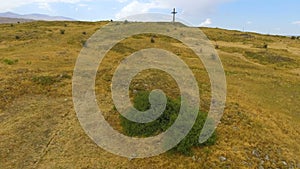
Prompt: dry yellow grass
<box><xmin>0</xmin><ymin>22</ymin><xmax>299</xmax><ymax>168</ymax></box>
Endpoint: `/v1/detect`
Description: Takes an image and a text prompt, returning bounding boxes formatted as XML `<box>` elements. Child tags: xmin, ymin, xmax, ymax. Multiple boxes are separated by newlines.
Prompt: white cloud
<box><xmin>199</xmin><ymin>18</ymin><xmax>212</xmax><ymax>27</ymax></box>
<box><xmin>38</xmin><ymin>2</ymin><xmax>53</xmax><ymax>11</ymax></box>
<box><xmin>115</xmin><ymin>0</ymin><xmax>233</xmax><ymax>23</ymax></box>
<box><xmin>78</xmin><ymin>3</ymin><xmax>88</xmax><ymax>7</ymax></box>
<box><xmin>155</xmin><ymin>0</ymin><xmax>232</xmax><ymax>14</ymax></box>
<box><xmin>292</xmin><ymin>21</ymin><xmax>300</xmax><ymax>25</ymax></box>
<box><xmin>246</xmin><ymin>21</ymin><xmax>252</xmax><ymax>25</ymax></box>
<box><xmin>117</xmin><ymin>0</ymin><xmax>128</xmax><ymax>3</ymax></box>
<box><xmin>115</xmin><ymin>0</ymin><xmax>159</xmax><ymax>19</ymax></box>
<box><xmin>0</xmin><ymin>0</ymin><xmax>89</xmax><ymax>12</ymax></box>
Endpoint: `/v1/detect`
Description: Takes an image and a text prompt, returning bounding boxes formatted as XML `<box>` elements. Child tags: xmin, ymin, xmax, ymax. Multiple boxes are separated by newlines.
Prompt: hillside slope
<box><xmin>0</xmin><ymin>21</ymin><xmax>299</xmax><ymax>169</ymax></box>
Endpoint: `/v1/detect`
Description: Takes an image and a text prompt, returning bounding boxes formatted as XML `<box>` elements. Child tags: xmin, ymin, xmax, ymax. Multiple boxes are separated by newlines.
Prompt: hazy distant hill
<box><xmin>0</xmin><ymin>17</ymin><xmax>33</xmax><ymax>24</ymax></box>
<box><xmin>0</xmin><ymin>12</ymin><xmax>75</xmax><ymax>22</ymax></box>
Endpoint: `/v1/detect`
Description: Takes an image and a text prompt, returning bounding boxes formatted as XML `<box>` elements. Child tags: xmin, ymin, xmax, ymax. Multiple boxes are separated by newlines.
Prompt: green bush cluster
<box><xmin>32</xmin><ymin>73</ymin><xmax>71</xmax><ymax>85</ymax></box>
<box><xmin>244</xmin><ymin>51</ymin><xmax>294</xmax><ymax>64</ymax></box>
<box><xmin>120</xmin><ymin>91</ymin><xmax>217</xmax><ymax>156</ymax></box>
<box><xmin>32</xmin><ymin>76</ymin><xmax>57</xmax><ymax>85</ymax></box>
<box><xmin>2</xmin><ymin>58</ymin><xmax>18</xmax><ymax>65</ymax></box>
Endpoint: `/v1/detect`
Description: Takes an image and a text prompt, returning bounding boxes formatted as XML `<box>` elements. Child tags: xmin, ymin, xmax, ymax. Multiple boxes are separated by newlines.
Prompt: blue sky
<box><xmin>1</xmin><ymin>0</ymin><xmax>300</xmax><ymax>35</ymax></box>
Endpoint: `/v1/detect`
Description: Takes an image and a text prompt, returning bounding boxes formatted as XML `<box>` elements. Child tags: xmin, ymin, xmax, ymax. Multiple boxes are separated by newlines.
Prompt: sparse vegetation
<box><xmin>81</xmin><ymin>40</ymin><xmax>87</xmax><ymax>47</ymax></box>
<box><xmin>150</xmin><ymin>36</ymin><xmax>155</xmax><ymax>43</ymax></box>
<box><xmin>120</xmin><ymin>91</ymin><xmax>217</xmax><ymax>156</ymax></box>
<box><xmin>244</xmin><ymin>51</ymin><xmax>294</xmax><ymax>64</ymax></box>
<box><xmin>32</xmin><ymin>73</ymin><xmax>71</xmax><ymax>85</ymax></box>
<box><xmin>60</xmin><ymin>29</ymin><xmax>65</xmax><ymax>34</ymax></box>
<box><xmin>2</xmin><ymin>58</ymin><xmax>18</xmax><ymax>65</ymax></box>
<box><xmin>111</xmin><ymin>42</ymin><xmax>136</xmax><ymax>54</ymax></box>
<box><xmin>32</xmin><ymin>75</ymin><xmax>57</xmax><ymax>85</ymax></box>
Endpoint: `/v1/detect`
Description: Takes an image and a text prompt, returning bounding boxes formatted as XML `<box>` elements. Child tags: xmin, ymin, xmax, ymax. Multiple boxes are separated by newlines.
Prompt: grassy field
<box><xmin>0</xmin><ymin>21</ymin><xmax>299</xmax><ymax>169</ymax></box>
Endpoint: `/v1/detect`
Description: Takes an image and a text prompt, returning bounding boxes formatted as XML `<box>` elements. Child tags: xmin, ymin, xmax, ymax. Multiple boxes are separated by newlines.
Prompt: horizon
<box><xmin>0</xmin><ymin>0</ymin><xmax>300</xmax><ymax>36</ymax></box>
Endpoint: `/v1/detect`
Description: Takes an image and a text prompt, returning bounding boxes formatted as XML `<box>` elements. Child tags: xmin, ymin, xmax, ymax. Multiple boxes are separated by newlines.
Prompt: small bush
<box><xmin>3</xmin><ymin>59</ymin><xmax>18</xmax><ymax>65</ymax></box>
<box><xmin>81</xmin><ymin>40</ymin><xmax>87</xmax><ymax>47</ymax></box>
<box><xmin>59</xmin><ymin>73</ymin><xmax>71</xmax><ymax>79</ymax></box>
<box><xmin>60</xmin><ymin>29</ymin><xmax>65</xmax><ymax>34</ymax></box>
<box><xmin>120</xmin><ymin>91</ymin><xmax>217</xmax><ymax>156</ymax></box>
<box><xmin>32</xmin><ymin>74</ymin><xmax>71</xmax><ymax>85</ymax></box>
<box><xmin>82</xmin><ymin>31</ymin><xmax>87</xmax><ymax>35</ymax></box>
<box><xmin>32</xmin><ymin>76</ymin><xmax>57</xmax><ymax>85</ymax></box>
<box><xmin>244</xmin><ymin>51</ymin><xmax>294</xmax><ymax>64</ymax></box>
<box><xmin>263</xmin><ymin>43</ymin><xmax>268</xmax><ymax>49</ymax></box>
<box><xmin>150</xmin><ymin>37</ymin><xmax>155</xmax><ymax>43</ymax></box>
<box><xmin>15</xmin><ymin>35</ymin><xmax>20</xmax><ymax>40</ymax></box>
<box><xmin>291</xmin><ymin>36</ymin><xmax>296</xmax><ymax>40</ymax></box>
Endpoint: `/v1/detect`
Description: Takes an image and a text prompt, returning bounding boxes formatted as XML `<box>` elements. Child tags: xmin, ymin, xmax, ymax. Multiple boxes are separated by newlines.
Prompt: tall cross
<box><xmin>171</xmin><ymin>8</ymin><xmax>177</xmax><ymax>23</ymax></box>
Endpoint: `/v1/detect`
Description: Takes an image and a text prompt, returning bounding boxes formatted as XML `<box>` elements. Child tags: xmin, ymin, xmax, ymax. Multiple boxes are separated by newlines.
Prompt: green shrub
<box><xmin>151</xmin><ymin>36</ymin><xmax>155</xmax><ymax>43</ymax></box>
<box><xmin>81</xmin><ymin>40</ymin><xmax>87</xmax><ymax>47</ymax></box>
<box><xmin>32</xmin><ymin>76</ymin><xmax>57</xmax><ymax>85</ymax></box>
<box><xmin>3</xmin><ymin>59</ymin><xmax>18</xmax><ymax>65</ymax></box>
<box><xmin>120</xmin><ymin>91</ymin><xmax>217</xmax><ymax>156</ymax></box>
<box><xmin>32</xmin><ymin>74</ymin><xmax>71</xmax><ymax>85</ymax></box>
<box><xmin>60</xmin><ymin>29</ymin><xmax>65</xmax><ymax>34</ymax></box>
<box><xmin>244</xmin><ymin>51</ymin><xmax>294</xmax><ymax>64</ymax></box>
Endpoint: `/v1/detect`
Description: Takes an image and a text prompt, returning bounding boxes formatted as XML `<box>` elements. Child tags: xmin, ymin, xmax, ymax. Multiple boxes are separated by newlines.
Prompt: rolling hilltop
<box><xmin>0</xmin><ymin>21</ymin><xmax>299</xmax><ymax>168</ymax></box>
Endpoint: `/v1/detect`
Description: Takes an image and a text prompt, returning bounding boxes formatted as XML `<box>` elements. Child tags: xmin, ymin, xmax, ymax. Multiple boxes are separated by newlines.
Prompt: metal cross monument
<box><xmin>171</xmin><ymin>8</ymin><xmax>177</xmax><ymax>23</ymax></box>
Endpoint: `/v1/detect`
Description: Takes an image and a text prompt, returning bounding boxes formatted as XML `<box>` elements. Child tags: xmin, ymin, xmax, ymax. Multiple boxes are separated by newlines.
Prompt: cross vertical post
<box><xmin>171</xmin><ymin>8</ymin><xmax>177</xmax><ymax>23</ymax></box>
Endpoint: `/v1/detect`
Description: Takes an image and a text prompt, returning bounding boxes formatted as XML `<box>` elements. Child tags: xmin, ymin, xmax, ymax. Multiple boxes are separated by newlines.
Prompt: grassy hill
<box><xmin>0</xmin><ymin>21</ymin><xmax>299</xmax><ymax>169</ymax></box>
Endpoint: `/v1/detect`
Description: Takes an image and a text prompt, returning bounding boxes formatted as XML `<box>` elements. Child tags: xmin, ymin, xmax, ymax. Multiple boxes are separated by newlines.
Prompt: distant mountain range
<box><xmin>0</xmin><ymin>12</ymin><xmax>75</xmax><ymax>23</ymax></box>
